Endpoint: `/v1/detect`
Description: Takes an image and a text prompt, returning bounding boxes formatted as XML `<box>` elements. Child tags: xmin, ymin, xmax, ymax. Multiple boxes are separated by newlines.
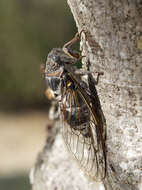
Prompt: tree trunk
<box><xmin>30</xmin><ymin>1</ymin><xmax>142</xmax><ymax>190</ymax></box>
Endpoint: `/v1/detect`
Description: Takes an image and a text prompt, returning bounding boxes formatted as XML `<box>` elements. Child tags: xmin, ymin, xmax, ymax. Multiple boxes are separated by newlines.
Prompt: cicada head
<box><xmin>45</xmin><ymin>48</ymin><xmax>77</xmax><ymax>100</ymax></box>
<box><xmin>45</xmin><ymin>48</ymin><xmax>77</xmax><ymax>74</ymax></box>
<box><xmin>45</xmin><ymin>48</ymin><xmax>63</xmax><ymax>75</ymax></box>
<box><xmin>45</xmin><ymin>48</ymin><xmax>65</xmax><ymax>100</ymax></box>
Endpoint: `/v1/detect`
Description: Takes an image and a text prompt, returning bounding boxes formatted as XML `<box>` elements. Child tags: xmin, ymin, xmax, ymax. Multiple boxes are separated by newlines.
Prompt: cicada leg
<box><xmin>63</xmin><ymin>30</ymin><xmax>86</xmax><ymax>60</ymax></box>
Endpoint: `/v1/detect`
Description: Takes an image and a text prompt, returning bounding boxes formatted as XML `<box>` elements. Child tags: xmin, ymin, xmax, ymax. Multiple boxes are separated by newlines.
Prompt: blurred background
<box><xmin>0</xmin><ymin>0</ymin><xmax>75</xmax><ymax>189</ymax></box>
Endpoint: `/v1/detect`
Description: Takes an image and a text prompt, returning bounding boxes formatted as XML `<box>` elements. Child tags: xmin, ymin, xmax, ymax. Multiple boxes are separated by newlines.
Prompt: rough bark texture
<box><xmin>30</xmin><ymin>0</ymin><xmax>142</xmax><ymax>190</ymax></box>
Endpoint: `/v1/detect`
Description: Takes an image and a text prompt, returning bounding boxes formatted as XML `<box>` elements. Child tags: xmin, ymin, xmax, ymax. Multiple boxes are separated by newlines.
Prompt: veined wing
<box><xmin>60</xmin><ymin>73</ymin><xmax>106</xmax><ymax>181</ymax></box>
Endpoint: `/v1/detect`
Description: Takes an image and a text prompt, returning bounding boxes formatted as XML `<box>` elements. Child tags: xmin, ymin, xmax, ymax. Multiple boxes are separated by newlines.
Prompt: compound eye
<box><xmin>46</xmin><ymin>77</ymin><xmax>60</xmax><ymax>91</ymax></box>
<box><xmin>51</xmin><ymin>77</ymin><xmax>60</xmax><ymax>91</ymax></box>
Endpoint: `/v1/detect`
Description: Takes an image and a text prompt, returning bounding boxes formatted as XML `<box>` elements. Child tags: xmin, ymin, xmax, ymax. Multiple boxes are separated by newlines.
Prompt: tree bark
<box><xmin>67</xmin><ymin>0</ymin><xmax>142</xmax><ymax>189</ymax></box>
<box><xmin>30</xmin><ymin>1</ymin><xmax>142</xmax><ymax>190</ymax></box>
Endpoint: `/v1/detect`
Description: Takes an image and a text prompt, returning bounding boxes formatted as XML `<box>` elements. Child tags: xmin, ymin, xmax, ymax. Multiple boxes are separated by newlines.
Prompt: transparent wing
<box><xmin>60</xmin><ymin>79</ymin><xmax>106</xmax><ymax>181</ymax></box>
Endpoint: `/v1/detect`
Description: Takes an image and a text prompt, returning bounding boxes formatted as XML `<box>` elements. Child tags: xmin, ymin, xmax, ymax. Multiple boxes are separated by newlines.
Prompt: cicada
<box><xmin>44</xmin><ymin>31</ymin><xmax>106</xmax><ymax>181</ymax></box>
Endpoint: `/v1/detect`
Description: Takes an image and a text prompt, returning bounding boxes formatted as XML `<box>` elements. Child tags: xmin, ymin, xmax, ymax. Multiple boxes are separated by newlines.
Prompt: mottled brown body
<box><xmin>44</xmin><ymin>32</ymin><xmax>106</xmax><ymax>181</ymax></box>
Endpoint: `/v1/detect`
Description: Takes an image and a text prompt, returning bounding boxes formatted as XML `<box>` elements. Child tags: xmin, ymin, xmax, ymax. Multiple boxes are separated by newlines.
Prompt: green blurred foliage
<box><xmin>0</xmin><ymin>0</ymin><xmax>76</xmax><ymax>110</ymax></box>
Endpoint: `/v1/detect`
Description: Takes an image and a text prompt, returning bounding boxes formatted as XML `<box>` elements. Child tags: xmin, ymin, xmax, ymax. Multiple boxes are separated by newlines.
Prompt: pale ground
<box><xmin>0</xmin><ymin>111</ymin><xmax>49</xmax><ymax>177</ymax></box>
